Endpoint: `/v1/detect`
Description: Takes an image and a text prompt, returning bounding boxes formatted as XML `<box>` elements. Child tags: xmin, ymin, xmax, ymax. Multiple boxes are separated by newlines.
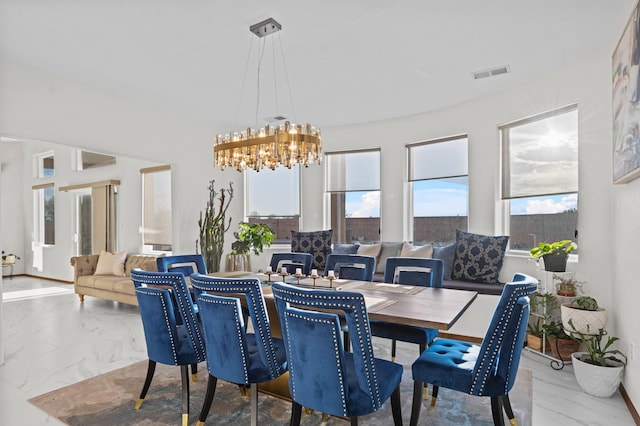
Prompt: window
<box><xmin>141</xmin><ymin>166</ymin><xmax>172</xmax><ymax>252</ymax></box>
<box><xmin>326</xmin><ymin>149</ymin><xmax>380</xmax><ymax>244</ymax></box>
<box><xmin>36</xmin><ymin>151</ymin><xmax>54</xmax><ymax>178</ymax></box>
<box><xmin>246</xmin><ymin>166</ymin><xmax>300</xmax><ymax>243</ymax></box>
<box><xmin>33</xmin><ymin>183</ymin><xmax>55</xmax><ymax>245</ymax></box>
<box><xmin>501</xmin><ymin>105</ymin><xmax>579</xmax><ymax>252</ymax></box>
<box><xmin>76</xmin><ymin>150</ymin><xmax>116</xmax><ymax>170</ymax></box>
<box><xmin>75</xmin><ymin>190</ymin><xmax>92</xmax><ymax>255</ymax></box>
<box><xmin>408</xmin><ymin>135</ymin><xmax>468</xmax><ymax>244</ymax></box>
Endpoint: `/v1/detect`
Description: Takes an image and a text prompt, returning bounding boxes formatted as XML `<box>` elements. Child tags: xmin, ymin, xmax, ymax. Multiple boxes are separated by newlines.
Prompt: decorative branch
<box><xmin>197</xmin><ymin>180</ymin><xmax>234</xmax><ymax>272</ymax></box>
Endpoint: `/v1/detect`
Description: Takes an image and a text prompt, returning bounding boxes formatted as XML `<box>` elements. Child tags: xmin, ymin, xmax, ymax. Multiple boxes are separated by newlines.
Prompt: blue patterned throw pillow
<box><xmin>452</xmin><ymin>230</ymin><xmax>509</xmax><ymax>284</ymax></box>
<box><xmin>291</xmin><ymin>230</ymin><xmax>333</xmax><ymax>271</ymax></box>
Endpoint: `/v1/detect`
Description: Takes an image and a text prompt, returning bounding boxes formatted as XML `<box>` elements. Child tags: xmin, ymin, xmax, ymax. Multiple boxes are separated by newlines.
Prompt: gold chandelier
<box><xmin>214</xmin><ymin>18</ymin><xmax>322</xmax><ymax>172</ymax></box>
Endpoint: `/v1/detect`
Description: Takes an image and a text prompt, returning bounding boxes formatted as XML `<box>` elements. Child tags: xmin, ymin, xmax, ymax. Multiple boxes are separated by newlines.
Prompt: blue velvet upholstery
<box><xmin>323</xmin><ymin>254</ymin><xmax>376</xmax><ymax>281</ymax></box>
<box><xmin>132</xmin><ymin>270</ymin><xmax>206</xmax><ymax>426</ymax></box>
<box><xmin>156</xmin><ymin>254</ymin><xmax>207</xmax><ymax>276</ymax></box>
<box><xmin>189</xmin><ymin>274</ymin><xmax>287</xmax><ymax>425</ymax></box>
<box><xmin>409</xmin><ymin>273</ymin><xmax>538</xmax><ymax>426</ymax></box>
<box><xmin>271</xmin><ymin>283</ymin><xmax>403</xmax><ymax>425</ymax></box>
<box><xmin>371</xmin><ymin>257</ymin><xmax>444</xmax><ymax>361</ymax></box>
<box><xmin>290</xmin><ymin>230</ymin><xmax>333</xmax><ymax>271</ymax></box>
<box><xmin>269</xmin><ymin>252</ymin><xmax>313</xmax><ymax>275</ymax></box>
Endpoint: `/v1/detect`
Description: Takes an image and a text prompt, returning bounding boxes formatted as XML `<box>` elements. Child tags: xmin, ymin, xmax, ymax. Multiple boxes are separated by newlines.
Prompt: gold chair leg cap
<box><xmin>192</xmin><ymin>373</ymin><xmax>198</xmax><ymax>382</ymax></box>
<box><xmin>510</xmin><ymin>419</ymin><xmax>517</xmax><ymax>426</ymax></box>
<box><xmin>423</xmin><ymin>387</ymin><xmax>428</xmax><ymax>400</ymax></box>
<box><xmin>196</xmin><ymin>421</ymin><xmax>205</xmax><ymax>426</ymax></box>
<box><xmin>430</xmin><ymin>398</ymin><xmax>437</xmax><ymax>407</ymax></box>
<box><xmin>304</xmin><ymin>407</ymin><xmax>313</xmax><ymax>415</ymax></box>
<box><xmin>182</xmin><ymin>413</ymin><xmax>189</xmax><ymax>426</ymax></box>
<box><xmin>134</xmin><ymin>398</ymin><xmax>143</xmax><ymax>410</ymax></box>
<box><xmin>391</xmin><ymin>356</ymin><xmax>396</xmax><ymax>362</ymax></box>
<box><xmin>321</xmin><ymin>413</ymin><xmax>329</xmax><ymax>422</ymax></box>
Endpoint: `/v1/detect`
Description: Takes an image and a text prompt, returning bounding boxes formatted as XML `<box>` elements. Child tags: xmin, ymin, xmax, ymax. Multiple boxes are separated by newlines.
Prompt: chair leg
<box><xmin>390</xmin><ymin>384</ymin><xmax>402</xmax><ymax>426</ymax></box>
<box><xmin>195</xmin><ymin>374</ymin><xmax>218</xmax><ymax>426</ymax></box>
<box><xmin>350</xmin><ymin>417</ymin><xmax>358</xmax><ymax>425</ymax></box>
<box><xmin>502</xmin><ymin>394</ymin><xmax>517</xmax><ymax>426</ymax></box>
<box><xmin>181</xmin><ymin>365</ymin><xmax>190</xmax><ymax>426</ymax></box>
<box><xmin>419</xmin><ymin>344</ymin><xmax>427</xmax><ymax>400</ymax></box>
<box><xmin>135</xmin><ymin>359</ymin><xmax>156</xmax><ymax>410</ymax></box>
<box><xmin>290</xmin><ymin>401</ymin><xmax>302</xmax><ymax>426</ymax></box>
<box><xmin>191</xmin><ymin>363</ymin><xmax>198</xmax><ymax>382</ymax></box>
<box><xmin>490</xmin><ymin>396</ymin><xmax>506</xmax><ymax>426</ymax></box>
<box><xmin>250</xmin><ymin>383</ymin><xmax>258</xmax><ymax>426</ymax></box>
<box><xmin>391</xmin><ymin>339</ymin><xmax>397</xmax><ymax>361</ymax></box>
<box><xmin>431</xmin><ymin>385</ymin><xmax>439</xmax><ymax>406</ymax></box>
<box><xmin>410</xmin><ymin>380</ymin><xmax>423</xmax><ymax>426</ymax></box>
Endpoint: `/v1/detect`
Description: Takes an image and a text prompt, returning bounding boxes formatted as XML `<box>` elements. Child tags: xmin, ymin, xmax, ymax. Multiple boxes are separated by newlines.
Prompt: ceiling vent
<box><xmin>472</xmin><ymin>65</ymin><xmax>511</xmax><ymax>80</ymax></box>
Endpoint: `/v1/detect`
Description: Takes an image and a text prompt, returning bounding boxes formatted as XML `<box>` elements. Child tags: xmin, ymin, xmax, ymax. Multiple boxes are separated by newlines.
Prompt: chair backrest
<box><xmin>323</xmin><ymin>254</ymin><xmax>376</xmax><ymax>281</ymax></box>
<box><xmin>383</xmin><ymin>257</ymin><xmax>444</xmax><ymax>287</ymax></box>
<box><xmin>190</xmin><ymin>274</ymin><xmax>284</xmax><ymax>383</ymax></box>
<box><xmin>156</xmin><ymin>254</ymin><xmax>207</xmax><ymax>276</ymax></box>
<box><xmin>271</xmin><ymin>282</ymin><xmax>384</xmax><ymax>415</ymax></box>
<box><xmin>470</xmin><ymin>273</ymin><xmax>538</xmax><ymax>396</ymax></box>
<box><xmin>269</xmin><ymin>252</ymin><xmax>313</xmax><ymax>275</ymax></box>
<box><xmin>131</xmin><ymin>269</ymin><xmax>205</xmax><ymax>362</ymax></box>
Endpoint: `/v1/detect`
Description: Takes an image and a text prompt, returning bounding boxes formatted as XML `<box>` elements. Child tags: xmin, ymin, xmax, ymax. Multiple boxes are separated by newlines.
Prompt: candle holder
<box><xmin>280</xmin><ymin>272</ymin><xmax>289</xmax><ymax>282</ymax></box>
<box><xmin>326</xmin><ymin>275</ymin><xmax>336</xmax><ymax>288</ymax></box>
<box><xmin>264</xmin><ymin>270</ymin><xmax>276</xmax><ymax>283</ymax></box>
<box><xmin>309</xmin><ymin>272</ymin><xmax>320</xmax><ymax>287</ymax></box>
<box><xmin>293</xmin><ymin>273</ymin><xmax>303</xmax><ymax>285</ymax></box>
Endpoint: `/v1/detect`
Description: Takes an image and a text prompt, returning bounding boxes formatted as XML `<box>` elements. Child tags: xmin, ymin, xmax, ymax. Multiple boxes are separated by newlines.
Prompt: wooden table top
<box><xmin>207</xmin><ymin>271</ymin><xmax>478</xmax><ymax>331</ymax></box>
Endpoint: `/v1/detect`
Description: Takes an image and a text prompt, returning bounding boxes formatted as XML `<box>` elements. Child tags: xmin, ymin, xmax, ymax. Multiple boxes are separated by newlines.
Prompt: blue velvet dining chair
<box><xmin>190</xmin><ymin>274</ymin><xmax>288</xmax><ymax>426</ymax></box>
<box><xmin>371</xmin><ymin>257</ymin><xmax>445</xmax><ymax>362</ymax></box>
<box><xmin>410</xmin><ymin>273</ymin><xmax>538</xmax><ymax>426</ymax></box>
<box><xmin>271</xmin><ymin>282</ymin><xmax>403</xmax><ymax>426</ymax></box>
<box><xmin>156</xmin><ymin>254</ymin><xmax>207</xmax><ymax>275</ymax></box>
<box><xmin>323</xmin><ymin>253</ymin><xmax>376</xmax><ymax>281</ymax></box>
<box><xmin>269</xmin><ymin>252</ymin><xmax>313</xmax><ymax>275</ymax></box>
<box><xmin>131</xmin><ymin>269</ymin><xmax>207</xmax><ymax>426</ymax></box>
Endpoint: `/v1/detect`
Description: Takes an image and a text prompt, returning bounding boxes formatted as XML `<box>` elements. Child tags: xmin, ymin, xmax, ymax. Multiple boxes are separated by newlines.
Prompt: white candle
<box><xmin>311</xmin><ymin>269</ymin><xmax>318</xmax><ymax>277</ymax></box>
<box><xmin>295</xmin><ymin>268</ymin><xmax>302</xmax><ymax>276</ymax></box>
<box><xmin>327</xmin><ymin>270</ymin><xmax>335</xmax><ymax>278</ymax></box>
<box><xmin>266</xmin><ymin>265</ymin><xmax>272</xmax><ymax>273</ymax></box>
<box><xmin>281</xmin><ymin>267</ymin><xmax>288</xmax><ymax>275</ymax></box>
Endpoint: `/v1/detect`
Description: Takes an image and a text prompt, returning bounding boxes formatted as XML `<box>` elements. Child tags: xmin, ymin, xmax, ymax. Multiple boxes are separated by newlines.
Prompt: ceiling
<box><xmin>0</xmin><ymin>1</ymin><xmax>635</xmax><ymax>132</ymax></box>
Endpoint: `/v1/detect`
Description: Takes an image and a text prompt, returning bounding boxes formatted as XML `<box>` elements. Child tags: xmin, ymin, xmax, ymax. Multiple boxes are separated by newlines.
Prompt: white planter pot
<box><xmin>571</xmin><ymin>352</ymin><xmax>624</xmax><ymax>397</ymax></box>
<box><xmin>561</xmin><ymin>304</ymin><xmax>607</xmax><ymax>336</ymax></box>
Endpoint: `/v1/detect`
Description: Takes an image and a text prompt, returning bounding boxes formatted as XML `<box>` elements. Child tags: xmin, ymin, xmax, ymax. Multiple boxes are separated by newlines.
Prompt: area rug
<box><xmin>30</xmin><ymin>359</ymin><xmax>531</xmax><ymax>425</ymax></box>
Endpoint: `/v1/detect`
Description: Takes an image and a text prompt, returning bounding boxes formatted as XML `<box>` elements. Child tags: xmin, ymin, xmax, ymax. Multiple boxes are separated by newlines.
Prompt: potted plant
<box><xmin>554</xmin><ymin>274</ymin><xmax>584</xmax><ymax>297</ymax></box>
<box><xmin>526</xmin><ymin>318</ymin><xmax>545</xmax><ymax>351</ymax></box>
<box><xmin>1</xmin><ymin>251</ymin><xmax>20</xmax><ymax>264</ymax></box>
<box><xmin>561</xmin><ymin>296</ymin><xmax>607</xmax><ymax>336</ymax></box>
<box><xmin>197</xmin><ymin>180</ymin><xmax>234</xmax><ymax>272</ymax></box>
<box><xmin>227</xmin><ymin>222</ymin><xmax>275</xmax><ymax>271</ymax></box>
<box><xmin>542</xmin><ymin>319</ymin><xmax>580</xmax><ymax>361</ymax></box>
<box><xmin>530</xmin><ymin>239</ymin><xmax>576</xmax><ymax>272</ymax></box>
<box><xmin>568</xmin><ymin>323</ymin><xmax>627</xmax><ymax>397</ymax></box>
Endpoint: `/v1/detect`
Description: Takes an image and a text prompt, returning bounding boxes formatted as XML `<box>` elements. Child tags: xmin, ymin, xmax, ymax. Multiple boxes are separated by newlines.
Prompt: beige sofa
<box><xmin>70</xmin><ymin>254</ymin><xmax>159</xmax><ymax>306</ymax></box>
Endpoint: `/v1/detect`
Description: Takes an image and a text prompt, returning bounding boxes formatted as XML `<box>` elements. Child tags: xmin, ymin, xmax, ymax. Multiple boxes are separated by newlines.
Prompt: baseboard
<box><xmin>620</xmin><ymin>384</ymin><xmax>640</xmax><ymax>425</ymax></box>
<box><xmin>19</xmin><ymin>274</ymin><xmax>73</xmax><ymax>284</ymax></box>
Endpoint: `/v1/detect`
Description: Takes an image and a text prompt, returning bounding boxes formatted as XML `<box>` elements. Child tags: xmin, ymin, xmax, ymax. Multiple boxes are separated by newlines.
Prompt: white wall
<box><xmin>1</xmin><ymin>48</ymin><xmax>638</xmax><ymax>408</ymax></box>
<box><xmin>0</xmin><ymin>142</ymin><xmax>25</xmax><ymax>276</ymax></box>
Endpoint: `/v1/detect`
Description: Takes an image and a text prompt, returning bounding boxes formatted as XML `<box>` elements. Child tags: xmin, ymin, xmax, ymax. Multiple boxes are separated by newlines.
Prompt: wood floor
<box><xmin>0</xmin><ymin>275</ymin><xmax>636</xmax><ymax>425</ymax></box>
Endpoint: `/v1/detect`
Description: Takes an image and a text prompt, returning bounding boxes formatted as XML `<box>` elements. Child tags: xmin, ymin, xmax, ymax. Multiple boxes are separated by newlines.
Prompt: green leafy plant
<box><xmin>1</xmin><ymin>251</ymin><xmax>20</xmax><ymax>262</ymax></box>
<box><xmin>554</xmin><ymin>274</ymin><xmax>584</xmax><ymax>296</ymax></box>
<box><xmin>231</xmin><ymin>222</ymin><xmax>275</xmax><ymax>256</ymax></box>
<box><xmin>567</xmin><ymin>320</ymin><xmax>627</xmax><ymax>367</ymax></box>
<box><xmin>527</xmin><ymin>318</ymin><xmax>544</xmax><ymax>336</ymax></box>
<box><xmin>569</xmin><ymin>296</ymin><xmax>599</xmax><ymax>311</ymax></box>
<box><xmin>529</xmin><ymin>240</ymin><xmax>577</xmax><ymax>258</ymax></box>
<box><xmin>542</xmin><ymin>319</ymin><xmax>572</xmax><ymax>339</ymax></box>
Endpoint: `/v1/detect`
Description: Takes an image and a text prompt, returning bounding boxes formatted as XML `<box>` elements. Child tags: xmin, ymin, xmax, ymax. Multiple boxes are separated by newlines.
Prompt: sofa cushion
<box><xmin>291</xmin><ymin>230</ymin><xmax>333</xmax><ymax>271</ymax></box>
<box><xmin>400</xmin><ymin>242</ymin><xmax>433</xmax><ymax>258</ymax></box>
<box><xmin>433</xmin><ymin>241</ymin><xmax>456</xmax><ymax>280</ymax></box>
<box><xmin>452</xmin><ymin>230</ymin><xmax>508</xmax><ymax>284</ymax></box>
<box><xmin>357</xmin><ymin>243</ymin><xmax>382</xmax><ymax>258</ymax></box>
<box><xmin>94</xmin><ymin>250</ymin><xmax>127</xmax><ymax>276</ymax></box>
<box><xmin>375</xmin><ymin>242</ymin><xmax>403</xmax><ymax>274</ymax></box>
<box><xmin>125</xmin><ymin>255</ymin><xmax>160</xmax><ymax>276</ymax></box>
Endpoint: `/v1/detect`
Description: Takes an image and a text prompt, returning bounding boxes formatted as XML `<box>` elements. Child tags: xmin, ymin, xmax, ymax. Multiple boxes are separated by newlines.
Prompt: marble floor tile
<box><xmin>0</xmin><ymin>276</ymin><xmax>636</xmax><ymax>425</ymax></box>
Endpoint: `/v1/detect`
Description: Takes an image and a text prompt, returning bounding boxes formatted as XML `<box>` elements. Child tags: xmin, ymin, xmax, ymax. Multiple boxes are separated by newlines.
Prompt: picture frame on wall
<box><xmin>613</xmin><ymin>1</ymin><xmax>640</xmax><ymax>184</ymax></box>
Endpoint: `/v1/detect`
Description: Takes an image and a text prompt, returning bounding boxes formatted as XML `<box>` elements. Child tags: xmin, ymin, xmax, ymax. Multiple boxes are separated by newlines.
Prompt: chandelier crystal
<box><xmin>214</xmin><ymin>18</ymin><xmax>322</xmax><ymax>172</ymax></box>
